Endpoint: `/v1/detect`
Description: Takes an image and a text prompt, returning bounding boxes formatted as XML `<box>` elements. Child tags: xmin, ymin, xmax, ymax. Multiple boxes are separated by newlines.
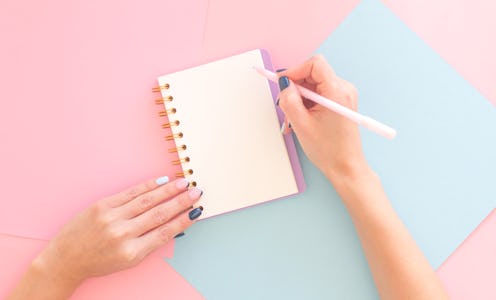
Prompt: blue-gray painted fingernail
<box><xmin>155</xmin><ymin>176</ymin><xmax>169</xmax><ymax>185</ymax></box>
<box><xmin>279</xmin><ymin>76</ymin><xmax>290</xmax><ymax>91</ymax></box>
<box><xmin>174</xmin><ymin>232</ymin><xmax>185</xmax><ymax>239</ymax></box>
<box><xmin>276</xmin><ymin>68</ymin><xmax>287</xmax><ymax>73</ymax></box>
<box><xmin>189</xmin><ymin>207</ymin><xmax>203</xmax><ymax>220</ymax></box>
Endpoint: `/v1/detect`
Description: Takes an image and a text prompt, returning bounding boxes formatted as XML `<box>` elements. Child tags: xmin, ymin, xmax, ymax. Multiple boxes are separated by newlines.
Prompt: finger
<box><xmin>136</xmin><ymin>206</ymin><xmax>203</xmax><ymax>256</ymax></box>
<box><xmin>129</xmin><ymin>187</ymin><xmax>203</xmax><ymax>236</ymax></box>
<box><xmin>278</xmin><ymin>76</ymin><xmax>310</xmax><ymax>131</ymax></box>
<box><xmin>280</xmin><ymin>117</ymin><xmax>293</xmax><ymax>135</ymax></box>
<box><xmin>280</xmin><ymin>55</ymin><xmax>336</xmax><ymax>85</ymax></box>
<box><xmin>104</xmin><ymin>175</ymin><xmax>171</xmax><ymax>207</ymax></box>
<box><xmin>119</xmin><ymin>178</ymin><xmax>190</xmax><ymax>218</ymax></box>
<box><xmin>280</xmin><ymin>118</ymin><xmax>285</xmax><ymax>133</ymax></box>
<box><xmin>286</xmin><ymin>121</ymin><xmax>293</xmax><ymax>135</ymax></box>
<box><xmin>336</xmin><ymin>78</ymin><xmax>359</xmax><ymax>110</ymax></box>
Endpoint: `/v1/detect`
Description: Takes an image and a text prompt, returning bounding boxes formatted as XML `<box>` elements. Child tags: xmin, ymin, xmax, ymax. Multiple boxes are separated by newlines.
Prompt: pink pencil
<box><xmin>254</xmin><ymin>66</ymin><xmax>397</xmax><ymax>139</ymax></box>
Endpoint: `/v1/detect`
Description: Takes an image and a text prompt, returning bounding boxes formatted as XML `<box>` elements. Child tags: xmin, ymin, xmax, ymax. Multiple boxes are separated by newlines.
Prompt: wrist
<box><xmin>324</xmin><ymin>158</ymin><xmax>379</xmax><ymax>196</ymax></box>
<box><xmin>323</xmin><ymin>155</ymin><xmax>372</xmax><ymax>185</ymax></box>
<box><xmin>31</xmin><ymin>246</ymin><xmax>85</xmax><ymax>295</ymax></box>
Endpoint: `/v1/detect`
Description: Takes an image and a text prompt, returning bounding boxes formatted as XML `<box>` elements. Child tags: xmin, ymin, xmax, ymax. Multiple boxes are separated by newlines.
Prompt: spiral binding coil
<box><xmin>155</xmin><ymin>95</ymin><xmax>173</xmax><ymax>104</ymax></box>
<box><xmin>152</xmin><ymin>83</ymin><xmax>170</xmax><ymax>92</ymax></box>
<box><xmin>165</xmin><ymin>132</ymin><xmax>183</xmax><ymax>141</ymax></box>
<box><xmin>162</xmin><ymin>120</ymin><xmax>180</xmax><ymax>128</ymax></box>
<box><xmin>153</xmin><ymin>83</ymin><xmax>196</xmax><ymax>187</ymax></box>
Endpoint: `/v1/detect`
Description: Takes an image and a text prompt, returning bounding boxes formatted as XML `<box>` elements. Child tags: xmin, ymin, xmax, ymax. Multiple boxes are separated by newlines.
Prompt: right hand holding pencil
<box><xmin>277</xmin><ymin>55</ymin><xmax>369</xmax><ymax>184</ymax></box>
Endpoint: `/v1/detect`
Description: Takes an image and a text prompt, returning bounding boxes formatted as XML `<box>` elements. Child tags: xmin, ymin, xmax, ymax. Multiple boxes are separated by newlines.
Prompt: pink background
<box><xmin>382</xmin><ymin>0</ymin><xmax>496</xmax><ymax>106</ymax></box>
<box><xmin>438</xmin><ymin>209</ymin><xmax>496</xmax><ymax>299</ymax></box>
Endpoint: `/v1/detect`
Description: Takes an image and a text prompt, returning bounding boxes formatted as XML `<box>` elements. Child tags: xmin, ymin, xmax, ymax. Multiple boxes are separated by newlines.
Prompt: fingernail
<box><xmin>279</xmin><ymin>76</ymin><xmax>290</xmax><ymax>91</ymax></box>
<box><xmin>280</xmin><ymin>122</ymin><xmax>286</xmax><ymax>133</ymax></box>
<box><xmin>276</xmin><ymin>68</ymin><xmax>287</xmax><ymax>73</ymax></box>
<box><xmin>189</xmin><ymin>207</ymin><xmax>203</xmax><ymax>220</ymax></box>
<box><xmin>276</xmin><ymin>98</ymin><xmax>280</xmax><ymax>106</ymax></box>
<box><xmin>174</xmin><ymin>232</ymin><xmax>185</xmax><ymax>239</ymax></box>
<box><xmin>288</xmin><ymin>122</ymin><xmax>292</xmax><ymax>129</ymax></box>
<box><xmin>155</xmin><ymin>176</ymin><xmax>169</xmax><ymax>185</ymax></box>
<box><xmin>176</xmin><ymin>178</ymin><xmax>189</xmax><ymax>189</ymax></box>
<box><xmin>188</xmin><ymin>187</ymin><xmax>203</xmax><ymax>199</ymax></box>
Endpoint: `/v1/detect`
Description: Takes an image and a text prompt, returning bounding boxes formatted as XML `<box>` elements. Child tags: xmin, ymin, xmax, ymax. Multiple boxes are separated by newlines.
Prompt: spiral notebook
<box><xmin>154</xmin><ymin>49</ymin><xmax>305</xmax><ymax>219</ymax></box>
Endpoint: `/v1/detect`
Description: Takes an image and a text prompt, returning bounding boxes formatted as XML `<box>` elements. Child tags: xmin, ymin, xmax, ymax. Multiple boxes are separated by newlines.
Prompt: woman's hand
<box><xmin>8</xmin><ymin>176</ymin><xmax>203</xmax><ymax>300</ymax></box>
<box><xmin>278</xmin><ymin>55</ymin><xmax>448</xmax><ymax>300</ymax></box>
<box><xmin>277</xmin><ymin>55</ymin><xmax>368</xmax><ymax>184</ymax></box>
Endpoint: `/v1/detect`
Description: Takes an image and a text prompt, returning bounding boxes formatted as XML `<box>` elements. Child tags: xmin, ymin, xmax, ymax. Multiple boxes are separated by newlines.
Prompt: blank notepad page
<box><xmin>157</xmin><ymin>50</ymin><xmax>298</xmax><ymax>219</ymax></box>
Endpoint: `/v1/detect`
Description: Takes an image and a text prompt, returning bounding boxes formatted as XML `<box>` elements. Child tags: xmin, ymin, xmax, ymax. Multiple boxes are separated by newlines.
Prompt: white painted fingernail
<box><xmin>280</xmin><ymin>122</ymin><xmax>286</xmax><ymax>133</ymax></box>
<box><xmin>188</xmin><ymin>187</ymin><xmax>203</xmax><ymax>199</ymax></box>
<box><xmin>155</xmin><ymin>176</ymin><xmax>169</xmax><ymax>185</ymax></box>
<box><xmin>175</xmin><ymin>178</ymin><xmax>189</xmax><ymax>189</ymax></box>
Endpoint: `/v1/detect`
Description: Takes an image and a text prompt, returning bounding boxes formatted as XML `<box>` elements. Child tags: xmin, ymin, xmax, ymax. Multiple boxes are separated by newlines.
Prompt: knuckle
<box><xmin>177</xmin><ymin>193</ymin><xmax>191</xmax><ymax>207</ymax></box>
<box><xmin>152</xmin><ymin>207</ymin><xmax>168</xmax><ymax>226</ymax></box>
<box><xmin>91</xmin><ymin>205</ymin><xmax>113</xmax><ymax>226</ymax></box>
<box><xmin>155</xmin><ymin>183</ymin><xmax>176</xmax><ymax>201</ymax></box>
<box><xmin>178</xmin><ymin>215</ymin><xmax>191</xmax><ymax>228</ymax></box>
<box><xmin>349</xmin><ymin>85</ymin><xmax>358</xmax><ymax>98</ymax></box>
<box><xmin>88</xmin><ymin>203</ymin><xmax>102</xmax><ymax>218</ymax></box>
<box><xmin>137</xmin><ymin>194</ymin><xmax>154</xmax><ymax>212</ymax></box>
<box><xmin>144</xmin><ymin>181</ymin><xmax>155</xmax><ymax>191</ymax></box>
<box><xmin>96</xmin><ymin>214</ymin><xmax>112</xmax><ymax>227</ymax></box>
<box><xmin>93</xmin><ymin>200</ymin><xmax>107</xmax><ymax>213</ymax></box>
<box><xmin>343</xmin><ymin>94</ymin><xmax>354</xmax><ymax>108</ymax></box>
<box><xmin>281</xmin><ymin>93</ymin><xmax>300</xmax><ymax>113</ymax></box>
<box><xmin>158</xmin><ymin>226</ymin><xmax>171</xmax><ymax>244</ymax></box>
<box><xmin>119</xmin><ymin>245</ymin><xmax>139</xmax><ymax>263</ymax></box>
<box><xmin>102</xmin><ymin>196</ymin><xmax>120</xmax><ymax>208</ymax></box>
<box><xmin>328</xmin><ymin>80</ymin><xmax>340</xmax><ymax>92</ymax></box>
<box><xmin>126</xmin><ymin>187</ymin><xmax>140</xmax><ymax>198</ymax></box>
<box><xmin>286</xmin><ymin>92</ymin><xmax>300</xmax><ymax>104</ymax></box>
<box><xmin>98</xmin><ymin>196</ymin><xmax>111</xmax><ymax>206</ymax></box>
<box><xmin>313</xmin><ymin>54</ymin><xmax>327</xmax><ymax>64</ymax></box>
<box><xmin>106</xmin><ymin>224</ymin><xmax>128</xmax><ymax>240</ymax></box>
<box><xmin>341</xmin><ymin>80</ymin><xmax>359</xmax><ymax>109</ymax></box>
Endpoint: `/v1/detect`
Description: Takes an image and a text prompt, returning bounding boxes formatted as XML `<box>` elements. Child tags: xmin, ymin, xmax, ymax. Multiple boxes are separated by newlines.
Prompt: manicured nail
<box><xmin>174</xmin><ymin>232</ymin><xmax>185</xmax><ymax>239</ymax></box>
<box><xmin>279</xmin><ymin>76</ymin><xmax>290</xmax><ymax>91</ymax></box>
<box><xmin>188</xmin><ymin>187</ymin><xmax>203</xmax><ymax>199</ymax></box>
<box><xmin>276</xmin><ymin>98</ymin><xmax>280</xmax><ymax>106</ymax></box>
<box><xmin>276</xmin><ymin>68</ymin><xmax>287</xmax><ymax>73</ymax></box>
<box><xmin>155</xmin><ymin>176</ymin><xmax>169</xmax><ymax>185</ymax></box>
<box><xmin>189</xmin><ymin>207</ymin><xmax>203</xmax><ymax>220</ymax></box>
<box><xmin>176</xmin><ymin>178</ymin><xmax>189</xmax><ymax>189</ymax></box>
<box><xmin>280</xmin><ymin>122</ymin><xmax>286</xmax><ymax>133</ymax></box>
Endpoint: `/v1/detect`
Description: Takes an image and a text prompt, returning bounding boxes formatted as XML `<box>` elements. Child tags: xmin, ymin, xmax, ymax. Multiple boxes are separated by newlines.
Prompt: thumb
<box><xmin>277</xmin><ymin>76</ymin><xmax>310</xmax><ymax>128</ymax></box>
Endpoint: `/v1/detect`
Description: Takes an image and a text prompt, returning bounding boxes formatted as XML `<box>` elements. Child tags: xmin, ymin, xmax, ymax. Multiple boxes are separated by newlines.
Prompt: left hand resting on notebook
<box><xmin>7</xmin><ymin>177</ymin><xmax>203</xmax><ymax>300</ymax></box>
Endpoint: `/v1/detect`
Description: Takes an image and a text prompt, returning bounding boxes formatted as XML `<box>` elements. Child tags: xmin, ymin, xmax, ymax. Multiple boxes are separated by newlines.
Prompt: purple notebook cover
<box><xmin>260</xmin><ymin>49</ymin><xmax>306</xmax><ymax>194</ymax></box>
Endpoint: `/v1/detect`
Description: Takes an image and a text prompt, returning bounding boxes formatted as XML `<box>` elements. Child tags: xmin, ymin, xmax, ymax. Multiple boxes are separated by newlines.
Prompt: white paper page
<box><xmin>158</xmin><ymin>50</ymin><xmax>297</xmax><ymax>219</ymax></box>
